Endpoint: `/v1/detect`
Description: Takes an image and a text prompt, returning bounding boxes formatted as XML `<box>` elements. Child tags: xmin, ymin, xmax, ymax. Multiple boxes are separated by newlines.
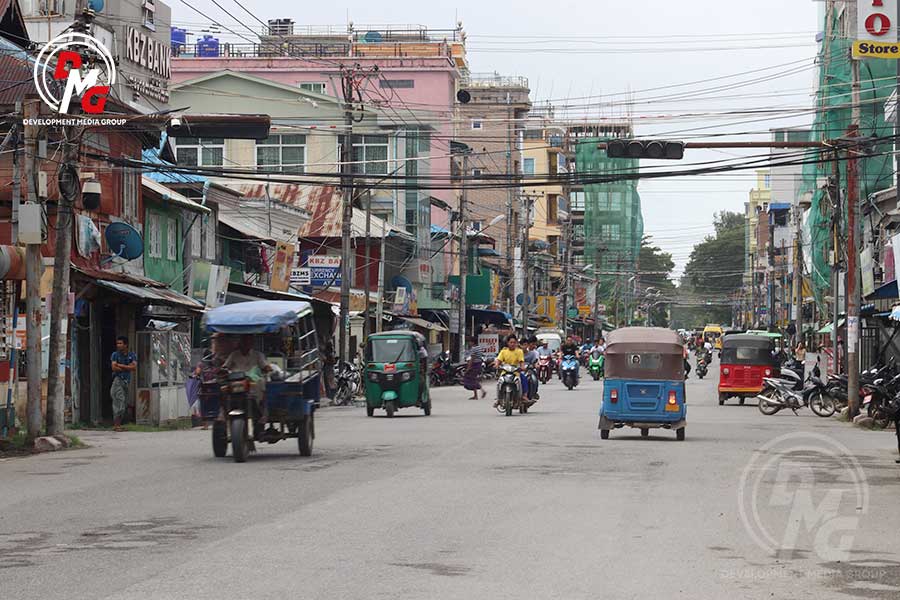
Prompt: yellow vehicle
<box><xmin>703</xmin><ymin>324</ymin><xmax>724</xmax><ymax>350</ymax></box>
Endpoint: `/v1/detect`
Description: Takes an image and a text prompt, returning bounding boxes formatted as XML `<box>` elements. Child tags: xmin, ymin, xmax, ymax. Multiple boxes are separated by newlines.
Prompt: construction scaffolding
<box><xmin>799</xmin><ymin>6</ymin><xmax>895</xmax><ymax>307</ymax></box>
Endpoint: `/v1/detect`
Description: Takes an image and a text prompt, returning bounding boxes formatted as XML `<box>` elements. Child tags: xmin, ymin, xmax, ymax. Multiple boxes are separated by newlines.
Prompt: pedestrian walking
<box><xmin>110</xmin><ymin>336</ymin><xmax>137</xmax><ymax>432</ymax></box>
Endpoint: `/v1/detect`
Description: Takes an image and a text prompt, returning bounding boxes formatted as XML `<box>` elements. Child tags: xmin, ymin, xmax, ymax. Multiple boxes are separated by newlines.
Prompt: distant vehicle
<box><xmin>703</xmin><ymin>324</ymin><xmax>724</xmax><ymax>350</ymax></box>
<box><xmin>536</xmin><ymin>331</ymin><xmax>563</xmax><ymax>353</ymax></box>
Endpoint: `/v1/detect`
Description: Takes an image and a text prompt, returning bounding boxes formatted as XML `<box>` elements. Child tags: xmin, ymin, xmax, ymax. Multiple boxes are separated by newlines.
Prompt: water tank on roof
<box><xmin>171</xmin><ymin>27</ymin><xmax>187</xmax><ymax>53</ymax></box>
<box><xmin>363</xmin><ymin>31</ymin><xmax>383</xmax><ymax>43</ymax></box>
<box><xmin>197</xmin><ymin>35</ymin><xmax>220</xmax><ymax>58</ymax></box>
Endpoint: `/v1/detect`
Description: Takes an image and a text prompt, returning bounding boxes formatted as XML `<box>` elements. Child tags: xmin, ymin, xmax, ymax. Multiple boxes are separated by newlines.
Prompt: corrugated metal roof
<box><xmin>0</xmin><ymin>37</ymin><xmax>38</xmax><ymax>106</ymax></box>
<box><xmin>225</xmin><ymin>183</ymin><xmax>412</xmax><ymax>241</ymax></box>
<box><xmin>94</xmin><ymin>279</ymin><xmax>204</xmax><ymax>311</ymax></box>
<box><xmin>142</xmin><ymin>176</ymin><xmax>210</xmax><ymax>214</ymax></box>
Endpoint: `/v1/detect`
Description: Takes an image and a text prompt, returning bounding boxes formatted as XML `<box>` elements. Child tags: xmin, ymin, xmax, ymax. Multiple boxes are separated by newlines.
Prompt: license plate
<box><xmin>665</xmin><ymin>403</ymin><xmax>680</xmax><ymax>412</ymax></box>
<box><xmin>865</xmin><ymin>394</ymin><xmax>872</xmax><ymax>403</ymax></box>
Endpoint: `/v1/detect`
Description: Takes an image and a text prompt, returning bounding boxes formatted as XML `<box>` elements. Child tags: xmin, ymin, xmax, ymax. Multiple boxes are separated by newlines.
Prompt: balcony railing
<box><xmin>461</xmin><ymin>72</ymin><xmax>529</xmax><ymax>89</ymax></box>
<box><xmin>172</xmin><ymin>40</ymin><xmax>456</xmax><ymax>60</ymax></box>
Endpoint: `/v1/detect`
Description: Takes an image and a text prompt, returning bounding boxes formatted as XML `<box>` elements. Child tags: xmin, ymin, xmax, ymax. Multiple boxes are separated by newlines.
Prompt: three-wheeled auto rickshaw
<box><xmin>200</xmin><ymin>301</ymin><xmax>320</xmax><ymax>462</ymax></box>
<box><xmin>598</xmin><ymin>327</ymin><xmax>686</xmax><ymax>441</ymax></box>
<box><xmin>718</xmin><ymin>334</ymin><xmax>778</xmax><ymax>406</ymax></box>
<box><xmin>364</xmin><ymin>331</ymin><xmax>432</xmax><ymax>417</ymax></box>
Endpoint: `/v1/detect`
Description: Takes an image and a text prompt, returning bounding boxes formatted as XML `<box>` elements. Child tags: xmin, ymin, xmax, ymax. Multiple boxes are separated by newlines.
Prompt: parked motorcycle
<box><xmin>430</xmin><ymin>351</ymin><xmax>464</xmax><ymax>387</ymax></box>
<box><xmin>588</xmin><ymin>350</ymin><xmax>604</xmax><ymax>381</ymax></box>
<box><xmin>560</xmin><ymin>354</ymin><xmax>579</xmax><ymax>390</ymax></box>
<box><xmin>332</xmin><ymin>361</ymin><xmax>361</xmax><ymax>406</ymax></box>
<box><xmin>757</xmin><ymin>367</ymin><xmax>835</xmax><ymax>417</ymax></box>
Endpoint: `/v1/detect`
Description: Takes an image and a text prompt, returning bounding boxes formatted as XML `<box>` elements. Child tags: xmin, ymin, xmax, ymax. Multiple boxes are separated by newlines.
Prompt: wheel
<box><xmin>212</xmin><ymin>421</ymin><xmax>227</xmax><ymax>457</ymax></box>
<box><xmin>423</xmin><ymin>401</ymin><xmax>431</xmax><ymax>416</ymax></box>
<box><xmin>593</xmin><ymin>373</ymin><xmax>599</xmax><ymax>381</ymax></box>
<box><xmin>566</xmin><ymin>378</ymin><xmax>574</xmax><ymax>390</ymax></box>
<box><xmin>231</xmin><ymin>418</ymin><xmax>248</xmax><ymax>463</ymax></box>
<box><xmin>366</xmin><ymin>405</ymin><xmax>375</xmax><ymax>417</ymax></box>
<box><xmin>676</xmin><ymin>427</ymin><xmax>685</xmax><ymax>441</ymax></box>
<box><xmin>809</xmin><ymin>391</ymin><xmax>835</xmax><ymax>418</ymax></box>
<box><xmin>698</xmin><ymin>373</ymin><xmax>704</xmax><ymax>380</ymax></box>
<box><xmin>385</xmin><ymin>401</ymin><xmax>396</xmax><ymax>418</ymax></box>
<box><xmin>600</xmin><ymin>429</ymin><xmax>610</xmax><ymax>440</ymax></box>
<box><xmin>641</xmin><ymin>428</ymin><xmax>649</xmax><ymax>438</ymax></box>
<box><xmin>757</xmin><ymin>391</ymin><xmax>782</xmax><ymax>416</ymax></box>
<box><xmin>522</xmin><ymin>403</ymin><xmax>528</xmax><ymax>414</ymax></box>
<box><xmin>739</xmin><ymin>397</ymin><xmax>745</xmax><ymax>406</ymax></box>
<box><xmin>429</xmin><ymin>373</ymin><xmax>440</xmax><ymax>387</ymax></box>
<box><xmin>333</xmin><ymin>385</ymin><xmax>349</xmax><ymax>406</ymax></box>
<box><xmin>298</xmin><ymin>415</ymin><xmax>313</xmax><ymax>456</ymax></box>
<box><xmin>718</xmin><ymin>393</ymin><xmax>726</xmax><ymax>406</ymax></box>
<box><xmin>505</xmin><ymin>395</ymin><xmax>513</xmax><ymax>417</ymax></box>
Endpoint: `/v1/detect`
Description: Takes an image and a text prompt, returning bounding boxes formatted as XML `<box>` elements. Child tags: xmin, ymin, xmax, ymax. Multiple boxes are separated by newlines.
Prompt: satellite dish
<box><xmin>456</xmin><ymin>89</ymin><xmax>471</xmax><ymax>104</ymax></box>
<box><xmin>104</xmin><ymin>222</ymin><xmax>144</xmax><ymax>262</ymax></box>
<box><xmin>363</xmin><ymin>31</ymin><xmax>383</xmax><ymax>43</ymax></box>
<box><xmin>88</xmin><ymin>0</ymin><xmax>105</xmax><ymax>11</ymax></box>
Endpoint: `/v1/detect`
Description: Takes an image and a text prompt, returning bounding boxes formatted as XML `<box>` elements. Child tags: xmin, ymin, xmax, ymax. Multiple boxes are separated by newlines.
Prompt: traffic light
<box><xmin>607</xmin><ymin>139</ymin><xmax>685</xmax><ymax>160</ymax></box>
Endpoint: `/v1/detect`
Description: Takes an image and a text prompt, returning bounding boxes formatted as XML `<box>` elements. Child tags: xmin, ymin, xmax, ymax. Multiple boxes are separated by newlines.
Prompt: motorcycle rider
<box><xmin>494</xmin><ymin>335</ymin><xmax>527</xmax><ymax>407</ymax></box>
<box><xmin>523</xmin><ymin>337</ymin><xmax>541</xmax><ymax>401</ymax></box>
<box><xmin>560</xmin><ymin>335</ymin><xmax>580</xmax><ymax>383</ymax></box>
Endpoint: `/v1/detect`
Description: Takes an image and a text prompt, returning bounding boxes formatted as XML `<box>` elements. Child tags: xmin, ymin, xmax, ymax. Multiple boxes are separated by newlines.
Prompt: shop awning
<box><xmin>398</xmin><ymin>315</ymin><xmax>448</xmax><ymax>332</ymax></box>
<box><xmin>866</xmin><ymin>279</ymin><xmax>898</xmax><ymax>300</ymax></box>
<box><xmin>817</xmin><ymin>318</ymin><xmax>846</xmax><ymax>334</ymax></box>
<box><xmin>94</xmin><ymin>280</ymin><xmax>204</xmax><ymax>312</ymax></box>
<box><xmin>467</xmin><ymin>308</ymin><xmax>513</xmax><ymax>327</ymax></box>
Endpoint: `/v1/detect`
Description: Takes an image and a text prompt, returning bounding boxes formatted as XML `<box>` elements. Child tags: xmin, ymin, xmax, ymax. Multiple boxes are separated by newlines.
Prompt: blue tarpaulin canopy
<box><xmin>203</xmin><ymin>300</ymin><xmax>312</xmax><ymax>334</ymax></box>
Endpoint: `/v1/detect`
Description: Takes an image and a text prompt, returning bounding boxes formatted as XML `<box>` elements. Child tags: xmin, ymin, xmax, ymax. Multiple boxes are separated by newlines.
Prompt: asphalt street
<box><xmin>2</xmin><ymin>357</ymin><xmax>900</xmax><ymax>600</ymax></box>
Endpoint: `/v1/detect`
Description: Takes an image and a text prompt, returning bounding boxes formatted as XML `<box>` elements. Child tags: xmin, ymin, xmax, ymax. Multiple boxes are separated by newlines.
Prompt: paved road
<box><xmin>2</xmin><ymin>359</ymin><xmax>900</xmax><ymax>599</ymax></box>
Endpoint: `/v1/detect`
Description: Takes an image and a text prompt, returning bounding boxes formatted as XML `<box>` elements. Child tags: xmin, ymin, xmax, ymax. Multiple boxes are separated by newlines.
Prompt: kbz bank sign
<box><xmin>33</xmin><ymin>32</ymin><xmax>116</xmax><ymax>115</ymax></box>
<box><xmin>853</xmin><ymin>0</ymin><xmax>900</xmax><ymax>59</ymax></box>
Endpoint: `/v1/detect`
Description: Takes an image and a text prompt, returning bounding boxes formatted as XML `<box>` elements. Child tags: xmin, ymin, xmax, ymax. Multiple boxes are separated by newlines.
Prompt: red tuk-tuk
<box><xmin>718</xmin><ymin>334</ymin><xmax>778</xmax><ymax>406</ymax></box>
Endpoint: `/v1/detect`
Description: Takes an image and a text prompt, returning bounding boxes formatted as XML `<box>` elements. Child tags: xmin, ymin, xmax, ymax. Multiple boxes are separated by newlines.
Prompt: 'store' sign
<box><xmin>854</xmin><ymin>0</ymin><xmax>900</xmax><ymax>59</ymax></box>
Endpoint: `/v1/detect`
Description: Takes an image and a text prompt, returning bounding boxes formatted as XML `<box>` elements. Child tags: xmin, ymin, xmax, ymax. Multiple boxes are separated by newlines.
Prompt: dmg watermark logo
<box><xmin>738</xmin><ymin>433</ymin><xmax>869</xmax><ymax>562</ymax></box>
<box><xmin>32</xmin><ymin>32</ymin><xmax>116</xmax><ymax>115</ymax></box>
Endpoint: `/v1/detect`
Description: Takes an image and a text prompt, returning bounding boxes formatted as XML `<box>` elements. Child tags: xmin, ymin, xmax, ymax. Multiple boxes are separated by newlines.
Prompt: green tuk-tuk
<box><xmin>364</xmin><ymin>331</ymin><xmax>432</xmax><ymax>417</ymax></box>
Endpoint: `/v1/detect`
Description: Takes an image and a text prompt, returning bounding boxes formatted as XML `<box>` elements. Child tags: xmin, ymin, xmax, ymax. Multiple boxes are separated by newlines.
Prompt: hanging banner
<box><xmin>854</xmin><ymin>0</ymin><xmax>900</xmax><ymax>59</ymax></box>
<box><xmin>270</xmin><ymin>241</ymin><xmax>294</xmax><ymax>292</ymax></box>
<box><xmin>861</xmin><ymin>247</ymin><xmax>876</xmax><ymax>298</ymax></box>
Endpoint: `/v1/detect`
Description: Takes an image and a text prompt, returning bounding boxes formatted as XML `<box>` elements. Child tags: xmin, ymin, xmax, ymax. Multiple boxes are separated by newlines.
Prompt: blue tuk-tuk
<box><xmin>598</xmin><ymin>327</ymin><xmax>686</xmax><ymax>441</ymax></box>
<box><xmin>200</xmin><ymin>301</ymin><xmax>321</xmax><ymax>462</ymax></box>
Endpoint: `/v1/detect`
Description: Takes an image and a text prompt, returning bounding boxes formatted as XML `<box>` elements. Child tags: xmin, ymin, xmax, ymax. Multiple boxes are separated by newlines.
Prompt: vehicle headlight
<box><xmin>368</xmin><ymin>372</ymin><xmax>379</xmax><ymax>382</ymax></box>
<box><xmin>401</xmin><ymin>371</ymin><xmax>412</xmax><ymax>381</ymax></box>
<box><xmin>230</xmin><ymin>382</ymin><xmax>247</xmax><ymax>393</ymax></box>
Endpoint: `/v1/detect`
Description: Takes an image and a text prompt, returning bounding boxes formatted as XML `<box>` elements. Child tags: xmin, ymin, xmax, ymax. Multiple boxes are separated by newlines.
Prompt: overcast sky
<box><xmin>172</xmin><ymin>0</ymin><xmax>821</xmax><ymax>277</ymax></box>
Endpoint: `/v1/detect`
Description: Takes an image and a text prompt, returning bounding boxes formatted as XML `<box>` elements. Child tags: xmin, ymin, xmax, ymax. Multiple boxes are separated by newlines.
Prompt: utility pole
<box><xmin>376</xmin><ymin>234</ymin><xmax>386</xmax><ymax>334</ymax></box>
<box><xmin>521</xmin><ymin>192</ymin><xmax>534</xmax><ymax>336</ymax></box>
<box><xmin>338</xmin><ymin>65</ymin><xmax>357</xmax><ymax>366</ymax></box>
<box><xmin>560</xmin><ymin>132</ymin><xmax>572</xmax><ymax>335</ymax></box>
<box><xmin>846</xmin><ymin>124</ymin><xmax>861</xmax><ymax>418</ymax></box>
<box><xmin>767</xmin><ymin>208</ymin><xmax>776</xmax><ymax>331</ymax></box>
<box><xmin>831</xmin><ymin>151</ymin><xmax>841</xmax><ymax>375</ymax></box>
<box><xmin>457</xmin><ymin>151</ymin><xmax>469</xmax><ymax>363</ymax></box>
<box><xmin>23</xmin><ymin>99</ymin><xmax>43</xmax><ymax>442</ymax></box>
<box><xmin>505</xmin><ymin>94</ymin><xmax>514</xmax><ymax>315</ymax></box>
<box><xmin>792</xmin><ymin>206</ymin><xmax>803</xmax><ymax>346</ymax></box>
<box><xmin>363</xmin><ymin>189</ymin><xmax>372</xmax><ymax>344</ymax></box>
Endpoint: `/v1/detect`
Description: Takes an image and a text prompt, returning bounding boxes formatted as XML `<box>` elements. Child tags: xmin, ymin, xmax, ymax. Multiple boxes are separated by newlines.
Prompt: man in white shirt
<box><xmin>223</xmin><ymin>335</ymin><xmax>272</xmax><ymax>413</ymax></box>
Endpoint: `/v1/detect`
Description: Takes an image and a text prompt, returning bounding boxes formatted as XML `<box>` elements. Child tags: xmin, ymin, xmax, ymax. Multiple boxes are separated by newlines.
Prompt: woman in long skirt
<box><xmin>462</xmin><ymin>356</ymin><xmax>486</xmax><ymax>399</ymax></box>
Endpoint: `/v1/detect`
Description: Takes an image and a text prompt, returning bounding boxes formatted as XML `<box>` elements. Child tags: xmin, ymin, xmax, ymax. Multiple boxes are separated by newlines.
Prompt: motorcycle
<box><xmin>430</xmin><ymin>351</ymin><xmax>463</xmax><ymax>387</ymax></box>
<box><xmin>695</xmin><ymin>356</ymin><xmax>709</xmax><ymax>379</ymax></box>
<box><xmin>525</xmin><ymin>364</ymin><xmax>540</xmax><ymax>401</ymax></box>
<box><xmin>757</xmin><ymin>366</ymin><xmax>835</xmax><ymax>417</ymax></box>
<box><xmin>332</xmin><ymin>361</ymin><xmax>362</xmax><ymax>406</ymax></box>
<box><xmin>537</xmin><ymin>354</ymin><xmax>553</xmax><ymax>384</ymax></box>
<box><xmin>588</xmin><ymin>350</ymin><xmax>604</xmax><ymax>381</ymax></box>
<box><xmin>560</xmin><ymin>354</ymin><xmax>579</xmax><ymax>390</ymax></box>
<box><xmin>496</xmin><ymin>364</ymin><xmax>525</xmax><ymax>416</ymax></box>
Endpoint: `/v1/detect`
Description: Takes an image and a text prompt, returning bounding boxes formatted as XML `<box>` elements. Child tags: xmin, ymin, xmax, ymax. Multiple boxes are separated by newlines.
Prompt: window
<box><xmin>548</xmin><ymin>235</ymin><xmax>560</xmax><ymax>259</ymax></box>
<box><xmin>379</xmin><ymin>79</ymin><xmax>415</xmax><ymax>89</ymax></box>
<box><xmin>601</xmin><ymin>223</ymin><xmax>621</xmax><ymax>241</ymax></box>
<box><xmin>148</xmin><ymin>213</ymin><xmax>161</xmax><ymax>258</ymax></box>
<box><xmin>351</xmin><ymin>135</ymin><xmax>389</xmax><ymax>175</ymax></box>
<box><xmin>166</xmin><ymin>217</ymin><xmax>177</xmax><ymax>260</ymax></box>
<box><xmin>523</xmin><ymin>158</ymin><xmax>535</xmax><ymax>176</ymax></box>
<box><xmin>142</xmin><ymin>0</ymin><xmax>156</xmax><ymax>30</ymax></box>
<box><xmin>299</xmin><ymin>82</ymin><xmax>326</xmax><ymax>94</ymax></box>
<box><xmin>472</xmin><ymin>168</ymin><xmax>483</xmax><ymax>177</ymax></box>
<box><xmin>524</xmin><ymin>129</ymin><xmax>543</xmax><ymax>140</ymax></box>
<box><xmin>573</xmin><ymin>224</ymin><xmax>585</xmax><ymax>242</ymax></box>
<box><xmin>122</xmin><ymin>167</ymin><xmax>138</xmax><ymax>222</ymax></box>
<box><xmin>547</xmin><ymin>195</ymin><xmax>558</xmax><ymax>225</ymax></box>
<box><xmin>570</xmin><ymin>191</ymin><xmax>585</xmax><ymax>212</ymax></box>
<box><xmin>471</xmin><ymin>119</ymin><xmax>483</xmax><ymax>130</ymax></box>
<box><xmin>175</xmin><ymin>138</ymin><xmax>224</xmax><ymax>167</ymax></box>
<box><xmin>257</xmin><ymin>134</ymin><xmax>306</xmax><ymax>174</ymax></box>
<box><xmin>22</xmin><ymin>0</ymin><xmax>65</xmax><ymax>16</ymax></box>
<box><xmin>204</xmin><ymin>215</ymin><xmax>216</xmax><ymax>260</ymax></box>
<box><xmin>470</xmin><ymin>220</ymin><xmax>483</xmax><ymax>231</ymax></box>
<box><xmin>190</xmin><ymin>217</ymin><xmax>201</xmax><ymax>257</ymax></box>
<box><xmin>609</xmin><ymin>192</ymin><xmax>623</xmax><ymax>212</ymax></box>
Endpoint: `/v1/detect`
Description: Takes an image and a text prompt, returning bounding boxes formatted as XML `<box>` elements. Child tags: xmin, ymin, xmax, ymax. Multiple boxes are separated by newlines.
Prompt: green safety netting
<box><xmin>800</xmin><ymin>7</ymin><xmax>896</xmax><ymax>308</ymax></box>
<box><xmin>575</xmin><ymin>139</ymin><xmax>643</xmax><ymax>295</ymax></box>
